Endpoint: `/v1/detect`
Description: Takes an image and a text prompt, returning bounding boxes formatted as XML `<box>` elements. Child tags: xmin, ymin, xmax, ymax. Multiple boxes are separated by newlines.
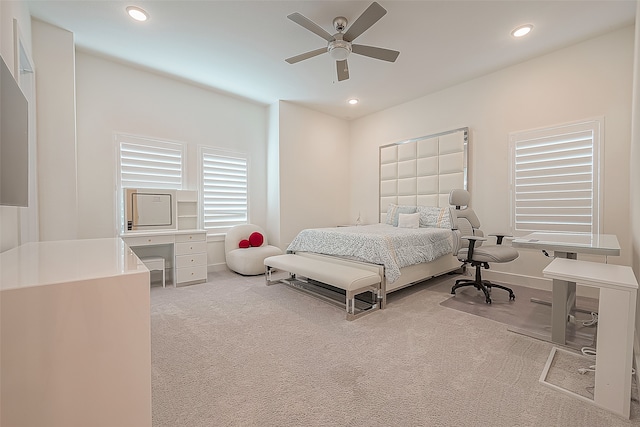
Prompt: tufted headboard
<box><xmin>379</xmin><ymin>127</ymin><xmax>468</xmax><ymax>223</ymax></box>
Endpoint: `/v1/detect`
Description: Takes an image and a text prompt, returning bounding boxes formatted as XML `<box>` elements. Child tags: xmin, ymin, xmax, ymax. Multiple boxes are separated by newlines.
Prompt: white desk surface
<box><xmin>0</xmin><ymin>238</ymin><xmax>146</xmax><ymax>291</ymax></box>
<box><xmin>512</xmin><ymin>232</ymin><xmax>620</xmax><ymax>256</ymax></box>
<box><xmin>543</xmin><ymin>258</ymin><xmax>638</xmax><ymax>291</ymax></box>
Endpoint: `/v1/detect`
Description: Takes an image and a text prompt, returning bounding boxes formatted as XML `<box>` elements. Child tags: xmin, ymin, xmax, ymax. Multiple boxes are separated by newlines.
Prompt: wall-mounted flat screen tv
<box><xmin>0</xmin><ymin>54</ymin><xmax>29</xmax><ymax>207</ymax></box>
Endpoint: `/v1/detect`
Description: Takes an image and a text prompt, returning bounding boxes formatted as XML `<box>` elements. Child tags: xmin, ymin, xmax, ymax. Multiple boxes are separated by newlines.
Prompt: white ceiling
<box><xmin>25</xmin><ymin>0</ymin><xmax>636</xmax><ymax>120</ymax></box>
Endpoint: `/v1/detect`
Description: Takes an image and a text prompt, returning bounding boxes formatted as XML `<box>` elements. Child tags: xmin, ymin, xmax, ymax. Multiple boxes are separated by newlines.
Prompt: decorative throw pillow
<box><xmin>385</xmin><ymin>203</ymin><xmax>417</xmax><ymax>227</ymax></box>
<box><xmin>417</xmin><ymin>206</ymin><xmax>452</xmax><ymax>229</ymax></box>
<box><xmin>397</xmin><ymin>212</ymin><xmax>420</xmax><ymax>229</ymax></box>
<box><xmin>249</xmin><ymin>232</ymin><xmax>264</xmax><ymax>247</ymax></box>
<box><xmin>238</xmin><ymin>239</ymin><xmax>250</xmax><ymax>249</ymax></box>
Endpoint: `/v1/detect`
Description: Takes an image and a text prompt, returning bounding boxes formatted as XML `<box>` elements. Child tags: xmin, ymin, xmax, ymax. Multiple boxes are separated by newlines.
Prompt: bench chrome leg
<box><xmin>346</xmin><ymin>285</ymin><xmax>382</xmax><ymax>321</ymax></box>
<box><xmin>265</xmin><ymin>266</ymin><xmax>280</xmax><ymax>286</ymax></box>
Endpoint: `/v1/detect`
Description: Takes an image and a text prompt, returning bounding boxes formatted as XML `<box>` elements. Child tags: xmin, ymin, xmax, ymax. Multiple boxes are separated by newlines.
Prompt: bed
<box><xmin>285</xmin><ymin>221</ymin><xmax>460</xmax><ymax>307</ymax></box>
<box><xmin>277</xmin><ymin>127</ymin><xmax>469</xmax><ymax>309</ymax></box>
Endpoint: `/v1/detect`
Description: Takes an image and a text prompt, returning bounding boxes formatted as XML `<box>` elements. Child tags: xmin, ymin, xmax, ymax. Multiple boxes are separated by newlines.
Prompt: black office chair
<box><xmin>449</xmin><ymin>189</ymin><xmax>517</xmax><ymax>304</ymax></box>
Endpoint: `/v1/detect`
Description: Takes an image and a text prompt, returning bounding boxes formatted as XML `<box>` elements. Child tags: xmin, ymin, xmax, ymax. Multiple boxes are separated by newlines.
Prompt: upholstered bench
<box><xmin>264</xmin><ymin>253</ymin><xmax>382</xmax><ymax>320</ymax></box>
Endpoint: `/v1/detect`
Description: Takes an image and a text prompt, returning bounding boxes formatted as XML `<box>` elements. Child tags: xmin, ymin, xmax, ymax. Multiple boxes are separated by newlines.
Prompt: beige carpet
<box><xmin>150</xmin><ymin>271</ymin><xmax>639</xmax><ymax>427</ymax></box>
<box><xmin>437</xmin><ymin>279</ymin><xmax>600</xmax><ymax>350</ymax></box>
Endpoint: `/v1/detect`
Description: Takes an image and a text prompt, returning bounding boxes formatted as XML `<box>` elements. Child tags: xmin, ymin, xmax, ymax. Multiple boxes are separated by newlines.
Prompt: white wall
<box><xmin>350</xmin><ymin>26</ymin><xmax>635</xmax><ymax>289</ymax></box>
<box><xmin>633</xmin><ymin>4</ymin><xmax>640</xmax><ymax>301</ymax></box>
<box><xmin>266</xmin><ymin>103</ymin><xmax>281</xmax><ymax>248</ymax></box>
<box><xmin>31</xmin><ymin>19</ymin><xmax>78</xmax><ymax>242</ymax></box>
<box><xmin>16</xmin><ymin>9</ymin><xmax>639</xmax><ymax>287</ymax></box>
<box><xmin>277</xmin><ymin>101</ymin><xmax>351</xmax><ymax>247</ymax></box>
<box><xmin>0</xmin><ymin>0</ymin><xmax>33</xmax><ymax>252</ymax></box>
<box><xmin>73</xmin><ymin>51</ymin><xmax>267</xmax><ymax>269</ymax></box>
<box><xmin>28</xmin><ymin>18</ymin><xmax>351</xmax><ymax>271</ymax></box>
<box><xmin>630</xmin><ymin>1</ymin><xmax>640</xmax><ymax>387</ymax></box>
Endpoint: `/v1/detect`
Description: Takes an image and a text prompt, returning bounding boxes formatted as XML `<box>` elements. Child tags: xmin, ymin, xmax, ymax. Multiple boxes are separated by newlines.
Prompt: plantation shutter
<box><xmin>510</xmin><ymin>120</ymin><xmax>601</xmax><ymax>235</ymax></box>
<box><xmin>201</xmin><ymin>150</ymin><xmax>248</xmax><ymax>234</ymax></box>
<box><xmin>119</xmin><ymin>138</ymin><xmax>184</xmax><ymax>189</ymax></box>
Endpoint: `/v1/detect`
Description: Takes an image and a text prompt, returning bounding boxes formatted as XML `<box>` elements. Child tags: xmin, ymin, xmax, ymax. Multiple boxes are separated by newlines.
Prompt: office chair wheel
<box><xmin>509</xmin><ymin>293</ymin><xmax>515</xmax><ymax>301</ymax></box>
<box><xmin>485</xmin><ymin>297</ymin><xmax>492</xmax><ymax>304</ymax></box>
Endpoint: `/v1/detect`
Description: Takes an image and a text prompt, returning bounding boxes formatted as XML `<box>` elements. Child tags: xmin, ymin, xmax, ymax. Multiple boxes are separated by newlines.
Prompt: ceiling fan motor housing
<box><xmin>328</xmin><ymin>38</ymin><xmax>352</xmax><ymax>60</ymax></box>
<box><xmin>333</xmin><ymin>16</ymin><xmax>348</xmax><ymax>32</ymax></box>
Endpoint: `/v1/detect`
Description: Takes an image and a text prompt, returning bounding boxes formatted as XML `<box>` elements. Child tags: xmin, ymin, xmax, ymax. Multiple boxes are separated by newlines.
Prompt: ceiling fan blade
<box><xmin>336</xmin><ymin>60</ymin><xmax>349</xmax><ymax>81</ymax></box>
<box><xmin>352</xmin><ymin>44</ymin><xmax>400</xmax><ymax>62</ymax></box>
<box><xmin>285</xmin><ymin>48</ymin><xmax>327</xmax><ymax>64</ymax></box>
<box><xmin>343</xmin><ymin>2</ymin><xmax>387</xmax><ymax>42</ymax></box>
<box><xmin>287</xmin><ymin>12</ymin><xmax>334</xmax><ymax>42</ymax></box>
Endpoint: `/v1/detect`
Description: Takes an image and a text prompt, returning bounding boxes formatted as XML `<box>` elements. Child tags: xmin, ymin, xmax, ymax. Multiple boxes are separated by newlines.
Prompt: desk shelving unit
<box><xmin>177</xmin><ymin>190</ymin><xmax>199</xmax><ymax>230</ymax></box>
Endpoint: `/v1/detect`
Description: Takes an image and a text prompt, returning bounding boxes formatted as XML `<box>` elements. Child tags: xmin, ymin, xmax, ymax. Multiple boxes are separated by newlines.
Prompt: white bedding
<box><xmin>286</xmin><ymin>224</ymin><xmax>453</xmax><ymax>283</ymax></box>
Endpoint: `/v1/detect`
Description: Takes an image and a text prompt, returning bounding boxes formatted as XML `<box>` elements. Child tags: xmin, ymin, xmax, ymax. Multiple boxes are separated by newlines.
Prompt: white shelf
<box><xmin>176</xmin><ymin>190</ymin><xmax>199</xmax><ymax>230</ymax></box>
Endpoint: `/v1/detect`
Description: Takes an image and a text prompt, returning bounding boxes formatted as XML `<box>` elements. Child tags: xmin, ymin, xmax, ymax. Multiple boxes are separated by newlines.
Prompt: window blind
<box><xmin>510</xmin><ymin>120</ymin><xmax>601</xmax><ymax>235</ymax></box>
<box><xmin>201</xmin><ymin>150</ymin><xmax>247</xmax><ymax>234</ymax></box>
<box><xmin>119</xmin><ymin>138</ymin><xmax>184</xmax><ymax>189</ymax></box>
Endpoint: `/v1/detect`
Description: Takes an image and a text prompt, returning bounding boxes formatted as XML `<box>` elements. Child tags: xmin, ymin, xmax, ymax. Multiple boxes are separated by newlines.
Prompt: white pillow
<box><xmin>416</xmin><ymin>206</ymin><xmax>452</xmax><ymax>229</ymax></box>
<box><xmin>385</xmin><ymin>203</ymin><xmax>417</xmax><ymax>226</ymax></box>
<box><xmin>397</xmin><ymin>212</ymin><xmax>420</xmax><ymax>229</ymax></box>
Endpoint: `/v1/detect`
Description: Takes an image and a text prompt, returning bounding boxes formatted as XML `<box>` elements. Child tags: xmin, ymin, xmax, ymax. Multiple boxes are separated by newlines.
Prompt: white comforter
<box><xmin>286</xmin><ymin>224</ymin><xmax>453</xmax><ymax>283</ymax></box>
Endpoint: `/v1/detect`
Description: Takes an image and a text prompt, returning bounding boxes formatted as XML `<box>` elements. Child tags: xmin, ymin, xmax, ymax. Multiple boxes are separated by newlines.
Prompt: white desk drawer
<box><xmin>175</xmin><ymin>253</ymin><xmax>207</xmax><ymax>268</ymax></box>
<box><xmin>123</xmin><ymin>234</ymin><xmax>174</xmax><ymax>247</ymax></box>
<box><xmin>175</xmin><ymin>241</ymin><xmax>206</xmax><ymax>255</ymax></box>
<box><xmin>175</xmin><ymin>233</ymin><xmax>206</xmax><ymax>243</ymax></box>
<box><xmin>176</xmin><ymin>266</ymin><xmax>207</xmax><ymax>283</ymax></box>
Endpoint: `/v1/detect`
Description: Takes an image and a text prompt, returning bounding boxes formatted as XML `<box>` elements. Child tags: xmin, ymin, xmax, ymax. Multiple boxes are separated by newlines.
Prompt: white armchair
<box><xmin>225</xmin><ymin>224</ymin><xmax>282</xmax><ymax>275</ymax></box>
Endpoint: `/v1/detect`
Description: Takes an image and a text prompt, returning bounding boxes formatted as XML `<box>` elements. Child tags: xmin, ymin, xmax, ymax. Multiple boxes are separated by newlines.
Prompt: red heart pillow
<box><xmin>249</xmin><ymin>232</ymin><xmax>264</xmax><ymax>247</ymax></box>
<box><xmin>238</xmin><ymin>239</ymin><xmax>250</xmax><ymax>249</ymax></box>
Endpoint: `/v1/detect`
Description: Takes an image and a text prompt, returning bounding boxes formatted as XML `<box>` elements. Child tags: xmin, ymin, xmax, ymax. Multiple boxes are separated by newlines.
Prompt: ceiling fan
<box><xmin>285</xmin><ymin>2</ymin><xmax>400</xmax><ymax>82</ymax></box>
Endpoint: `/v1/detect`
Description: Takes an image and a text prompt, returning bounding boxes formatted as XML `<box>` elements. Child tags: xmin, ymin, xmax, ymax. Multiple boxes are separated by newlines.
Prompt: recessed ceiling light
<box><xmin>126</xmin><ymin>6</ymin><xmax>149</xmax><ymax>22</ymax></box>
<box><xmin>511</xmin><ymin>24</ymin><xmax>533</xmax><ymax>38</ymax></box>
<box><xmin>348</xmin><ymin>98</ymin><xmax>359</xmax><ymax>105</ymax></box>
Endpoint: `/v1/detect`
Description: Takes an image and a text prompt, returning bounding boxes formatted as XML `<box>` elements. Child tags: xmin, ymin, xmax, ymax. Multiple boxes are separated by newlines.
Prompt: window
<box><xmin>117</xmin><ymin>134</ymin><xmax>185</xmax><ymax>189</ymax></box>
<box><xmin>510</xmin><ymin>119</ymin><xmax>602</xmax><ymax>235</ymax></box>
<box><xmin>116</xmin><ymin>134</ymin><xmax>186</xmax><ymax>232</ymax></box>
<box><xmin>200</xmin><ymin>148</ymin><xmax>248</xmax><ymax>235</ymax></box>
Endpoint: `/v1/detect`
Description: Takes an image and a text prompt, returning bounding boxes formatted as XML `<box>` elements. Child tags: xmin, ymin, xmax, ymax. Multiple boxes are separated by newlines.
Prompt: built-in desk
<box><xmin>512</xmin><ymin>232</ymin><xmax>620</xmax><ymax>346</ymax></box>
<box><xmin>121</xmin><ymin>229</ymin><xmax>208</xmax><ymax>286</ymax></box>
<box><xmin>0</xmin><ymin>238</ymin><xmax>151</xmax><ymax>427</ymax></box>
<box><xmin>541</xmin><ymin>258</ymin><xmax>637</xmax><ymax>418</ymax></box>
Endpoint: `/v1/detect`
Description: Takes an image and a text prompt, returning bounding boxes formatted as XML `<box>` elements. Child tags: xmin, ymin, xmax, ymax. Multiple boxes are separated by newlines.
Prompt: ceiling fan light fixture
<box><xmin>511</xmin><ymin>24</ymin><xmax>533</xmax><ymax>38</ymax></box>
<box><xmin>328</xmin><ymin>40</ymin><xmax>352</xmax><ymax>61</ymax></box>
<box><xmin>126</xmin><ymin>6</ymin><xmax>149</xmax><ymax>22</ymax></box>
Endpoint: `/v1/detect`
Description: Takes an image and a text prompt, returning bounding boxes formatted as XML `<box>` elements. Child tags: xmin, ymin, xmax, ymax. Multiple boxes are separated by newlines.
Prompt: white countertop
<box><xmin>0</xmin><ymin>238</ymin><xmax>147</xmax><ymax>291</ymax></box>
<box><xmin>512</xmin><ymin>232</ymin><xmax>620</xmax><ymax>256</ymax></box>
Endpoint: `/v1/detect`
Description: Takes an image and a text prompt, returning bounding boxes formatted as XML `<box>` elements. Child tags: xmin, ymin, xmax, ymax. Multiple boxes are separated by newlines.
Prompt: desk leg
<box><xmin>550</xmin><ymin>251</ymin><xmax>577</xmax><ymax>346</ymax></box>
<box><xmin>550</xmin><ymin>278</ymin><xmax>576</xmax><ymax>345</ymax></box>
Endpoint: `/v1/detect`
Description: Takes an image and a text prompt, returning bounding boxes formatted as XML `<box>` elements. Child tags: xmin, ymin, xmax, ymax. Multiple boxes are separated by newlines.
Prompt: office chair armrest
<box><xmin>461</xmin><ymin>236</ymin><xmax>487</xmax><ymax>242</ymax></box>
<box><xmin>461</xmin><ymin>236</ymin><xmax>486</xmax><ymax>260</ymax></box>
<box><xmin>489</xmin><ymin>233</ymin><xmax>513</xmax><ymax>245</ymax></box>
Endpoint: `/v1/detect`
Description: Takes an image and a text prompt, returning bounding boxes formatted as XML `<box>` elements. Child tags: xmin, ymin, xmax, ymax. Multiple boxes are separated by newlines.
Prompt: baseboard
<box><xmin>208</xmin><ymin>262</ymin><xmax>229</xmax><ymax>273</ymax></box>
<box><xmin>482</xmin><ymin>270</ymin><xmax>600</xmax><ymax>299</ymax></box>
